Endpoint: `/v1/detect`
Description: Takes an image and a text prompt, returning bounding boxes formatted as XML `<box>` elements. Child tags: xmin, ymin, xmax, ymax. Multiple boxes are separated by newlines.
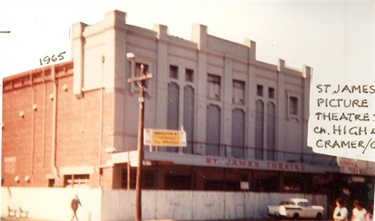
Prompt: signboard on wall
<box><xmin>308</xmin><ymin>84</ymin><xmax>375</xmax><ymax>162</ymax></box>
<box><xmin>337</xmin><ymin>157</ymin><xmax>375</xmax><ymax>175</ymax></box>
<box><xmin>144</xmin><ymin>128</ymin><xmax>187</xmax><ymax>147</ymax></box>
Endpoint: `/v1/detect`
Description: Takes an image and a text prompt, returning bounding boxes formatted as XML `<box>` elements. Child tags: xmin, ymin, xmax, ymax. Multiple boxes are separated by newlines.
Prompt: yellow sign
<box><xmin>144</xmin><ymin>128</ymin><xmax>186</xmax><ymax>147</ymax></box>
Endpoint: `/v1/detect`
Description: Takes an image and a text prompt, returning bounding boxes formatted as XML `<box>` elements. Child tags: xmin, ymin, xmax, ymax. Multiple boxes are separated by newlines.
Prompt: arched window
<box><xmin>206</xmin><ymin>105</ymin><xmax>221</xmax><ymax>156</ymax></box>
<box><xmin>267</xmin><ymin>102</ymin><xmax>276</xmax><ymax>160</ymax></box>
<box><xmin>167</xmin><ymin>82</ymin><xmax>180</xmax><ymax>152</ymax></box>
<box><xmin>255</xmin><ymin>100</ymin><xmax>264</xmax><ymax>159</ymax></box>
<box><xmin>232</xmin><ymin>109</ymin><xmax>245</xmax><ymax>158</ymax></box>
<box><xmin>183</xmin><ymin>86</ymin><xmax>194</xmax><ymax>154</ymax></box>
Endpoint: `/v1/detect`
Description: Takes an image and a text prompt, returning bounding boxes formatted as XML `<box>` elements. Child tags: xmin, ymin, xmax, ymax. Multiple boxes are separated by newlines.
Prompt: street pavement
<box><xmin>1</xmin><ymin>218</ymin><xmax>336</xmax><ymax>221</ymax></box>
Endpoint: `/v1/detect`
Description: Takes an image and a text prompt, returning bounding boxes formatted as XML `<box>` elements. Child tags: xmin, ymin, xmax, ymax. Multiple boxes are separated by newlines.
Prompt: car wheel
<box><xmin>292</xmin><ymin>213</ymin><xmax>299</xmax><ymax>220</ymax></box>
<box><xmin>315</xmin><ymin>212</ymin><xmax>323</xmax><ymax>220</ymax></box>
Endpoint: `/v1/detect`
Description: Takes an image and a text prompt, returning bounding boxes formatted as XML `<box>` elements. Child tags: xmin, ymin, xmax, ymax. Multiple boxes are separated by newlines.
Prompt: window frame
<box><xmin>233</xmin><ymin>80</ymin><xmax>245</xmax><ymax>105</ymax></box>
<box><xmin>185</xmin><ymin>68</ymin><xmax>194</xmax><ymax>83</ymax></box>
<box><xmin>286</xmin><ymin>91</ymin><xmax>300</xmax><ymax>120</ymax></box>
<box><xmin>169</xmin><ymin>65</ymin><xmax>179</xmax><ymax>80</ymax></box>
<box><xmin>64</xmin><ymin>174</ymin><xmax>90</xmax><ymax>188</ymax></box>
<box><xmin>207</xmin><ymin>74</ymin><xmax>221</xmax><ymax>101</ymax></box>
<box><xmin>257</xmin><ymin>84</ymin><xmax>264</xmax><ymax>97</ymax></box>
<box><xmin>128</xmin><ymin>59</ymin><xmax>153</xmax><ymax>95</ymax></box>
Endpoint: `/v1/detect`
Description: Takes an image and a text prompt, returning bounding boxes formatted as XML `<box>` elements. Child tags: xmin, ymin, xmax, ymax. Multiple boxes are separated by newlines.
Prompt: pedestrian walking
<box><xmin>334</xmin><ymin>197</ymin><xmax>349</xmax><ymax>221</ymax></box>
<box><xmin>351</xmin><ymin>200</ymin><xmax>367</xmax><ymax>221</ymax></box>
<box><xmin>71</xmin><ymin>194</ymin><xmax>82</xmax><ymax>221</ymax></box>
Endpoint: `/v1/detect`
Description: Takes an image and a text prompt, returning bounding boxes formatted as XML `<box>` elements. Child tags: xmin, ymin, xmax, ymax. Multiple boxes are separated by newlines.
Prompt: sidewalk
<box><xmin>8</xmin><ymin>218</ymin><xmax>330</xmax><ymax>221</ymax></box>
<box><xmin>1</xmin><ymin>218</ymin><xmax>268</xmax><ymax>221</ymax></box>
<box><xmin>2</xmin><ymin>217</ymin><xmax>55</xmax><ymax>221</ymax></box>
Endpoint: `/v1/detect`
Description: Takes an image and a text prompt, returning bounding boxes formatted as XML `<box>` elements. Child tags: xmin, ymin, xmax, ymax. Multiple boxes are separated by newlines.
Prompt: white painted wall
<box><xmin>1</xmin><ymin>187</ymin><xmax>327</xmax><ymax>221</ymax></box>
<box><xmin>1</xmin><ymin>187</ymin><xmax>102</xmax><ymax>221</ymax></box>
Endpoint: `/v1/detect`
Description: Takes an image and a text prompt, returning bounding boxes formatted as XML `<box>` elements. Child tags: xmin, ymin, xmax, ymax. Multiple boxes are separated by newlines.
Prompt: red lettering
<box><xmin>207</xmin><ymin>158</ymin><xmax>309</xmax><ymax>172</ymax></box>
<box><xmin>285</xmin><ymin>164</ymin><xmax>290</xmax><ymax>170</ymax></box>
<box><xmin>272</xmin><ymin>162</ymin><xmax>277</xmax><ymax>168</ymax></box>
<box><xmin>254</xmin><ymin>162</ymin><xmax>260</xmax><ymax>168</ymax></box>
<box><xmin>225</xmin><ymin>159</ymin><xmax>230</xmax><ymax>166</ymax></box>
<box><xmin>247</xmin><ymin>161</ymin><xmax>253</xmax><ymax>167</ymax></box>
<box><xmin>266</xmin><ymin>162</ymin><xmax>277</xmax><ymax>168</ymax></box>
<box><xmin>207</xmin><ymin>158</ymin><xmax>220</xmax><ymax>165</ymax></box>
<box><xmin>206</xmin><ymin>158</ymin><xmax>211</xmax><ymax>164</ymax></box>
<box><xmin>238</xmin><ymin>160</ymin><xmax>247</xmax><ymax>166</ymax></box>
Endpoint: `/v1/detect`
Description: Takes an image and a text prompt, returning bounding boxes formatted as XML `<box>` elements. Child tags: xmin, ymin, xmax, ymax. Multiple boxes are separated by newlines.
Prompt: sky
<box><xmin>0</xmin><ymin>0</ymin><xmax>372</xmax><ymax>79</ymax></box>
<box><xmin>0</xmin><ymin>0</ymin><xmax>374</xmax><ymax>161</ymax></box>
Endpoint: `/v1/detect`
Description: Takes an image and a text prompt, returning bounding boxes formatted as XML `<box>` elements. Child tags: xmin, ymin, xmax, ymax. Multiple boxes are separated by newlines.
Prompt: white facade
<box><xmin>72</xmin><ymin>10</ymin><xmax>330</xmax><ymax>168</ymax></box>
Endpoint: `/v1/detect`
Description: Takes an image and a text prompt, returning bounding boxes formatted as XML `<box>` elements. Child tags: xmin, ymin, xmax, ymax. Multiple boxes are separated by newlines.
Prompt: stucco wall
<box><xmin>1</xmin><ymin>187</ymin><xmax>327</xmax><ymax>221</ymax></box>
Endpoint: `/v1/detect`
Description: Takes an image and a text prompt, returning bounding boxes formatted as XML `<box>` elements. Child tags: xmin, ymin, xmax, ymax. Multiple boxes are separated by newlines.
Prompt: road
<box><xmin>1</xmin><ymin>218</ymin><xmax>336</xmax><ymax>221</ymax></box>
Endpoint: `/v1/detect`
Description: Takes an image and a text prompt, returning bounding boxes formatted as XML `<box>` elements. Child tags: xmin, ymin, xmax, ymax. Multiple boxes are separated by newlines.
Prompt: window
<box><xmin>185</xmin><ymin>69</ymin><xmax>194</xmax><ymax>82</ymax></box>
<box><xmin>48</xmin><ymin>179</ymin><xmax>55</xmax><ymax>187</ymax></box>
<box><xmin>207</xmin><ymin>74</ymin><xmax>221</xmax><ymax>100</ymax></box>
<box><xmin>143</xmin><ymin>171</ymin><xmax>155</xmax><ymax>189</ymax></box>
<box><xmin>233</xmin><ymin>80</ymin><xmax>245</xmax><ymax>105</ymax></box>
<box><xmin>121</xmin><ymin>169</ymin><xmax>154</xmax><ymax>189</ymax></box>
<box><xmin>254</xmin><ymin>177</ymin><xmax>278</xmax><ymax>192</ymax></box>
<box><xmin>183</xmin><ymin>86</ymin><xmax>195</xmax><ymax>154</ymax></box>
<box><xmin>167</xmin><ymin>82</ymin><xmax>180</xmax><ymax>153</ymax></box>
<box><xmin>266</xmin><ymin>102</ymin><xmax>276</xmax><ymax>161</ymax></box>
<box><xmin>167</xmin><ymin>83</ymin><xmax>180</xmax><ymax>130</ymax></box>
<box><xmin>255</xmin><ymin>86</ymin><xmax>277</xmax><ymax>160</ymax></box>
<box><xmin>255</xmin><ymin>100</ymin><xmax>264</xmax><ymax>160</ymax></box>
<box><xmin>253</xmin><ymin>171</ymin><xmax>279</xmax><ymax>192</ymax></box>
<box><xmin>136</xmin><ymin>63</ymin><xmax>150</xmax><ymax>88</ymax></box>
<box><xmin>283</xmin><ymin>173</ymin><xmax>302</xmax><ymax>192</ymax></box>
<box><xmin>268</xmin><ymin>87</ymin><xmax>275</xmax><ymax>99</ymax></box>
<box><xmin>64</xmin><ymin>174</ymin><xmax>90</xmax><ymax>188</ymax></box>
<box><xmin>232</xmin><ymin>109</ymin><xmax>245</xmax><ymax>158</ymax></box>
<box><xmin>204</xmin><ymin>180</ymin><xmax>224</xmax><ymax>190</ymax></box>
<box><xmin>289</xmin><ymin>96</ymin><xmax>298</xmax><ymax>115</ymax></box>
<box><xmin>129</xmin><ymin>63</ymin><xmax>151</xmax><ymax>93</ymax></box>
<box><xmin>169</xmin><ymin>65</ymin><xmax>178</xmax><ymax>79</ymax></box>
<box><xmin>165</xmin><ymin>67</ymin><xmax>195</xmax><ymax>154</ymax></box>
<box><xmin>164</xmin><ymin>174</ymin><xmax>192</xmax><ymax>190</ymax></box>
<box><xmin>206</xmin><ymin>105</ymin><xmax>221</xmax><ymax>156</ymax></box>
<box><xmin>122</xmin><ymin>170</ymin><xmax>136</xmax><ymax>189</ymax></box>
<box><xmin>257</xmin><ymin>85</ymin><xmax>263</xmax><ymax>97</ymax></box>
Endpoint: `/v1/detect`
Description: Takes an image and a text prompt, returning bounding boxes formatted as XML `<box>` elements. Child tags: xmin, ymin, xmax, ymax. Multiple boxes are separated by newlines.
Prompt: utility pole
<box><xmin>127</xmin><ymin>53</ymin><xmax>153</xmax><ymax>221</ymax></box>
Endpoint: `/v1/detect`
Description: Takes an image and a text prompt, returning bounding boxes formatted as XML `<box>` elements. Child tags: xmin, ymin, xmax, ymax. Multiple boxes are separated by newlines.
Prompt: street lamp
<box><xmin>126</xmin><ymin>52</ymin><xmax>135</xmax><ymax>60</ymax></box>
<box><xmin>127</xmin><ymin>53</ymin><xmax>153</xmax><ymax>221</ymax></box>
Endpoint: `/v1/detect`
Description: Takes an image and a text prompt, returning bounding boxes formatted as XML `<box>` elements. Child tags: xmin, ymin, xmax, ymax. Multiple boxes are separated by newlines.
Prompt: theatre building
<box><xmin>2</xmin><ymin>10</ymin><xmax>374</xmax><ymax>214</ymax></box>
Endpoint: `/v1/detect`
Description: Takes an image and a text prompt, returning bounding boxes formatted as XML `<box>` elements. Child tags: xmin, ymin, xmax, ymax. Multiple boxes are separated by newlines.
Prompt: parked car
<box><xmin>267</xmin><ymin>198</ymin><xmax>324</xmax><ymax>220</ymax></box>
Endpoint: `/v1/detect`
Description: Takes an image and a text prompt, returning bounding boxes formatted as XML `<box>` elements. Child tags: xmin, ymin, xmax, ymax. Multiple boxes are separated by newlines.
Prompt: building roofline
<box><xmin>3</xmin><ymin>60</ymin><xmax>73</xmax><ymax>83</ymax></box>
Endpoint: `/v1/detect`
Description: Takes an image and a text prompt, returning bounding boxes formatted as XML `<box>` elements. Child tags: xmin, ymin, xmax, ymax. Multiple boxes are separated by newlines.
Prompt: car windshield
<box><xmin>298</xmin><ymin>202</ymin><xmax>310</xmax><ymax>207</ymax></box>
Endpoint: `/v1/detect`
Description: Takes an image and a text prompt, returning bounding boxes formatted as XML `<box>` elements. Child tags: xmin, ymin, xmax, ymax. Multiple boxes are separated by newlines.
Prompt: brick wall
<box><xmin>2</xmin><ymin>61</ymin><xmax>115</xmax><ymax>189</ymax></box>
